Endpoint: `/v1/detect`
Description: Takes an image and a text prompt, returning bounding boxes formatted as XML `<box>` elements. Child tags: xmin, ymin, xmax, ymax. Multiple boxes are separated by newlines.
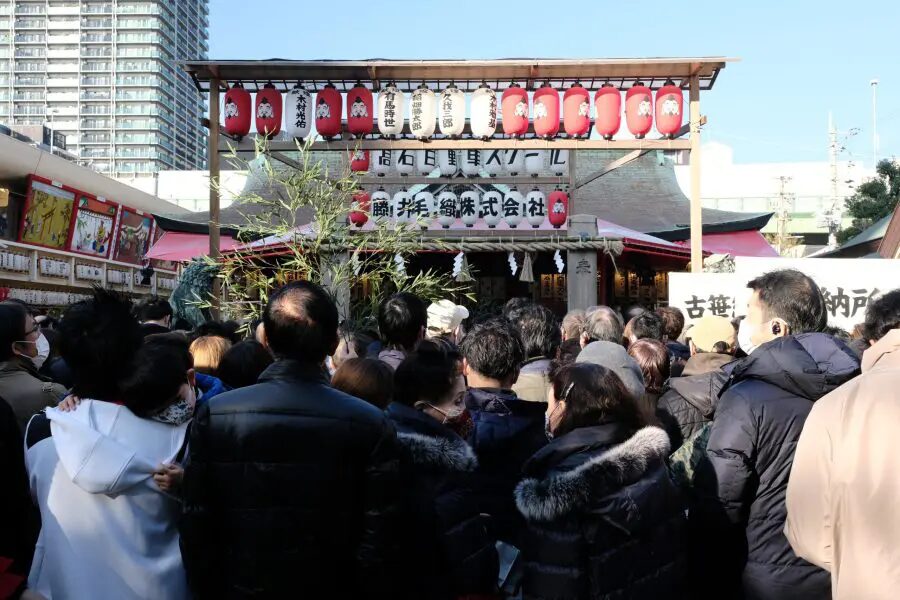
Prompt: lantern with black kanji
<box><xmin>378</xmin><ymin>82</ymin><xmax>405</xmax><ymax>138</ymax></box>
<box><xmin>393</xmin><ymin>189</ymin><xmax>412</xmax><ymax>224</ymax></box>
<box><xmin>563</xmin><ymin>83</ymin><xmax>591</xmax><ymax>137</ymax></box>
<box><xmin>524</xmin><ymin>150</ymin><xmax>544</xmax><ymax>176</ymax></box>
<box><xmin>625</xmin><ymin>82</ymin><xmax>653</xmax><ymax>139</ymax></box>
<box><xmin>372</xmin><ymin>149</ymin><xmax>392</xmax><ymax>176</ymax></box>
<box><xmin>346</xmin><ymin>82</ymin><xmax>373</xmax><ymax>138</ymax></box>
<box><xmin>394</xmin><ymin>150</ymin><xmax>414</xmax><ymax>176</ymax></box>
<box><xmin>594</xmin><ymin>83</ymin><xmax>621</xmax><ymax>140</ymax></box>
<box><xmin>349</xmin><ymin>149</ymin><xmax>369</xmax><ymax>173</ymax></box>
<box><xmin>439</xmin><ymin>83</ymin><xmax>465</xmax><ymax>138</ymax></box>
<box><xmin>315</xmin><ymin>84</ymin><xmax>342</xmax><ymax>139</ymax></box>
<box><xmin>480</xmin><ymin>190</ymin><xmax>503</xmax><ymax>228</ymax></box>
<box><xmin>410</xmin><ymin>84</ymin><xmax>436</xmax><ymax>140</ymax></box>
<box><xmin>223</xmin><ymin>83</ymin><xmax>251</xmax><ymax>138</ymax></box>
<box><xmin>548</xmin><ymin>189</ymin><xmax>569</xmax><ymax>228</ymax></box>
<box><xmin>460</xmin><ymin>190</ymin><xmax>480</xmax><ymax>227</ymax></box>
<box><xmin>461</xmin><ymin>149</ymin><xmax>481</xmax><ymax>177</ymax></box>
<box><xmin>415</xmin><ymin>149</ymin><xmax>437</xmax><ymax>175</ymax></box>
<box><xmin>501</xmin><ymin>83</ymin><xmax>529</xmax><ymax>137</ymax></box>
<box><xmin>503</xmin><ymin>189</ymin><xmax>525</xmax><ymax>228</ymax></box>
<box><xmin>526</xmin><ymin>188</ymin><xmax>547</xmax><ymax>228</ymax></box>
<box><xmin>504</xmin><ymin>149</ymin><xmax>524</xmax><ymax>176</ymax></box>
<box><xmin>549</xmin><ymin>149</ymin><xmax>568</xmax><ymax>176</ymax></box>
<box><xmin>438</xmin><ymin>150</ymin><xmax>458</xmax><ymax>176</ymax></box>
<box><xmin>436</xmin><ymin>191</ymin><xmax>458</xmax><ymax>228</ymax></box>
<box><xmin>285</xmin><ymin>84</ymin><xmax>312</xmax><ymax>140</ymax></box>
<box><xmin>413</xmin><ymin>190</ymin><xmax>435</xmax><ymax>228</ymax></box>
<box><xmin>349</xmin><ymin>191</ymin><xmax>370</xmax><ymax>228</ymax></box>
<box><xmin>655</xmin><ymin>79</ymin><xmax>683</xmax><ymax>138</ymax></box>
<box><xmin>255</xmin><ymin>83</ymin><xmax>282</xmax><ymax>137</ymax></box>
<box><xmin>482</xmin><ymin>149</ymin><xmax>503</xmax><ymax>177</ymax></box>
<box><xmin>371</xmin><ymin>188</ymin><xmax>391</xmax><ymax>223</ymax></box>
<box><xmin>533</xmin><ymin>84</ymin><xmax>560</xmax><ymax>139</ymax></box>
<box><xmin>471</xmin><ymin>83</ymin><xmax>497</xmax><ymax>139</ymax></box>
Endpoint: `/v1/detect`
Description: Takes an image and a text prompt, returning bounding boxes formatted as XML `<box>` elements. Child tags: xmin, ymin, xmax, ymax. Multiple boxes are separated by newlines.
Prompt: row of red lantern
<box><xmin>349</xmin><ymin>187</ymin><xmax>569</xmax><ymax>230</ymax></box>
<box><xmin>223</xmin><ymin>81</ymin><xmax>685</xmax><ymax>141</ymax></box>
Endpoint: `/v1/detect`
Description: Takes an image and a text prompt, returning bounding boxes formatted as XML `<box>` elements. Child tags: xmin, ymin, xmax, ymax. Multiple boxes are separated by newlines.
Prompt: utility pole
<box><xmin>827</xmin><ymin>113</ymin><xmax>840</xmax><ymax>247</ymax></box>
<box><xmin>870</xmin><ymin>78</ymin><xmax>879</xmax><ymax>168</ymax></box>
<box><xmin>774</xmin><ymin>176</ymin><xmax>794</xmax><ymax>255</ymax></box>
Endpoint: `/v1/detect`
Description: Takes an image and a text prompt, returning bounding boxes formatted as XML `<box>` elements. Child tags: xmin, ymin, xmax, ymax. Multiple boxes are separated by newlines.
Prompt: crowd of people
<box><xmin>0</xmin><ymin>268</ymin><xmax>898</xmax><ymax>599</ymax></box>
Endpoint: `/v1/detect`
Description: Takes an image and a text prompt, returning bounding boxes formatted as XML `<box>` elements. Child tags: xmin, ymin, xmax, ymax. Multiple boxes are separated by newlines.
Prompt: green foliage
<box><xmin>838</xmin><ymin>159</ymin><xmax>900</xmax><ymax>244</ymax></box>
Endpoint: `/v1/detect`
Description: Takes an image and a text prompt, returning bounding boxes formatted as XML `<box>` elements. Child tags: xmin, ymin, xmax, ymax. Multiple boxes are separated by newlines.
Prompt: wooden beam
<box><xmin>689</xmin><ymin>74</ymin><xmax>703</xmax><ymax>272</ymax></box>
<box><xmin>209</xmin><ymin>76</ymin><xmax>221</xmax><ymax>317</ymax></box>
<box><xmin>267</xmin><ymin>151</ymin><xmax>303</xmax><ymax>170</ymax></box>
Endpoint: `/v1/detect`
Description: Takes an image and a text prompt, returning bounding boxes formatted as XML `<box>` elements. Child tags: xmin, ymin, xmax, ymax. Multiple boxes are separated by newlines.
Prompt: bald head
<box><xmin>263</xmin><ymin>281</ymin><xmax>339</xmax><ymax>363</ymax></box>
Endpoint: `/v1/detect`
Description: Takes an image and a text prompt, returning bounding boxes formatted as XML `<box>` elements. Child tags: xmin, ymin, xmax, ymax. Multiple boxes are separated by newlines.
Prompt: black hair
<box><xmin>655</xmin><ymin>306</ymin><xmax>685</xmax><ymax>341</ymax></box>
<box><xmin>863</xmin><ymin>289</ymin><xmax>900</xmax><ymax>342</ymax></box>
<box><xmin>747</xmin><ymin>269</ymin><xmax>826</xmax><ymax>334</ymax></box>
<box><xmin>135</xmin><ymin>296</ymin><xmax>173</xmax><ymax>322</ymax></box>
<box><xmin>551</xmin><ymin>362</ymin><xmax>645</xmax><ymax>438</ymax></box>
<box><xmin>394</xmin><ymin>339</ymin><xmax>460</xmax><ymax>407</ymax></box>
<box><xmin>555</xmin><ymin>338</ymin><xmax>583</xmax><ymax>366</ymax></box>
<box><xmin>194</xmin><ymin>320</ymin><xmax>242</xmax><ymax>345</ymax></box>
<box><xmin>631</xmin><ymin>312</ymin><xmax>665</xmax><ymax>342</ymax></box>
<box><xmin>459</xmin><ymin>317</ymin><xmax>524</xmax><ymax>382</ymax></box>
<box><xmin>377</xmin><ymin>292</ymin><xmax>427</xmax><ymax>350</ymax></box>
<box><xmin>218</xmin><ymin>340</ymin><xmax>274</xmax><ymax>389</ymax></box>
<box><xmin>0</xmin><ymin>303</ymin><xmax>27</xmax><ymax>361</ymax></box>
<box><xmin>821</xmin><ymin>325</ymin><xmax>851</xmax><ymax>343</ymax></box>
<box><xmin>263</xmin><ymin>281</ymin><xmax>339</xmax><ymax>363</ymax></box>
<box><xmin>502</xmin><ymin>297</ymin><xmax>533</xmax><ymax>319</ymax></box>
<box><xmin>333</xmin><ymin>357</ymin><xmax>395</xmax><ymax>410</ymax></box>
<box><xmin>120</xmin><ymin>336</ymin><xmax>193</xmax><ymax>418</ymax></box>
<box><xmin>509</xmin><ymin>303</ymin><xmax>561</xmax><ymax>359</ymax></box>
<box><xmin>57</xmin><ymin>287</ymin><xmax>143</xmax><ymax>401</ymax></box>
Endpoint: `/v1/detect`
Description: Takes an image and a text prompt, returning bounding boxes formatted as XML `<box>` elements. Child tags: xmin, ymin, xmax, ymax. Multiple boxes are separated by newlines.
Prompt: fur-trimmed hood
<box><xmin>515</xmin><ymin>426</ymin><xmax>670</xmax><ymax>522</ymax></box>
<box><xmin>397</xmin><ymin>432</ymin><xmax>478</xmax><ymax>472</ymax></box>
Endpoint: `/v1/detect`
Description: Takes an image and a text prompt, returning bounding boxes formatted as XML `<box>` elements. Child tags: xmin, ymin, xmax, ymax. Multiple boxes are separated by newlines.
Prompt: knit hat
<box><xmin>427</xmin><ymin>300</ymin><xmax>469</xmax><ymax>335</ymax></box>
<box><xmin>575</xmin><ymin>341</ymin><xmax>645</xmax><ymax>400</ymax></box>
<box><xmin>686</xmin><ymin>315</ymin><xmax>736</xmax><ymax>352</ymax></box>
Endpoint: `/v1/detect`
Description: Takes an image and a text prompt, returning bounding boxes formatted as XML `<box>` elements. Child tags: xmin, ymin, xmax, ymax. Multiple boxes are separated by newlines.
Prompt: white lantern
<box><xmin>438</xmin><ymin>150</ymin><xmax>459</xmax><ymax>176</ymax></box>
<box><xmin>409</xmin><ymin>85</ymin><xmax>436</xmax><ymax>140</ymax></box>
<box><xmin>392</xmin><ymin>189</ymin><xmax>412</xmax><ymax>224</ymax></box>
<box><xmin>504</xmin><ymin>149</ymin><xmax>525</xmax><ymax>175</ymax></box>
<box><xmin>285</xmin><ymin>85</ymin><xmax>312</xmax><ymax>140</ymax></box>
<box><xmin>482</xmin><ymin>149</ymin><xmax>504</xmax><ymax>177</ymax></box>
<box><xmin>525</xmin><ymin>188</ymin><xmax>547</xmax><ymax>228</ymax></box>
<box><xmin>377</xmin><ymin>83</ymin><xmax>405</xmax><ymax>137</ymax></box>
<box><xmin>503</xmin><ymin>189</ymin><xmax>526</xmax><ymax>229</ymax></box>
<box><xmin>415</xmin><ymin>149</ymin><xmax>438</xmax><ymax>175</ymax></box>
<box><xmin>436</xmin><ymin>191</ymin><xmax>458</xmax><ymax>228</ymax></box>
<box><xmin>412</xmin><ymin>190</ymin><xmax>435</xmax><ymax>228</ymax></box>
<box><xmin>480</xmin><ymin>190</ymin><xmax>503</xmax><ymax>228</ymax></box>
<box><xmin>524</xmin><ymin>150</ymin><xmax>545</xmax><ymax>176</ymax></box>
<box><xmin>371</xmin><ymin>188</ymin><xmax>392</xmax><ymax>223</ymax></box>
<box><xmin>459</xmin><ymin>190</ymin><xmax>480</xmax><ymax>227</ymax></box>
<box><xmin>439</xmin><ymin>84</ymin><xmax>466</xmax><ymax>138</ymax></box>
<box><xmin>549</xmin><ymin>149</ymin><xmax>569</xmax><ymax>176</ymax></box>
<box><xmin>461</xmin><ymin>149</ymin><xmax>481</xmax><ymax>177</ymax></box>
<box><xmin>471</xmin><ymin>83</ymin><xmax>498</xmax><ymax>139</ymax></box>
<box><xmin>394</xmin><ymin>150</ymin><xmax>415</xmax><ymax>176</ymax></box>
<box><xmin>372</xmin><ymin>149</ymin><xmax>392</xmax><ymax>176</ymax></box>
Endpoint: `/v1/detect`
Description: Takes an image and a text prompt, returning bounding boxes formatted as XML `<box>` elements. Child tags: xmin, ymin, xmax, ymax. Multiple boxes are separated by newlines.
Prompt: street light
<box><xmin>47</xmin><ymin>107</ymin><xmax>60</xmax><ymax>156</ymax></box>
<box><xmin>870</xmin><ymin>78</ymin><xmax>879</xmax><ymax>168</ymax></box>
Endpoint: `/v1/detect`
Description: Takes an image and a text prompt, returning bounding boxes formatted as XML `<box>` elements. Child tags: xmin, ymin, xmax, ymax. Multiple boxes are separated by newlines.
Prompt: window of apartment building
<box><xmin>81</xmin><ymin>76</ymin><xmax>111</xmax><ymax>86</ymax></box>
<box><xmin>15</xmin><ymin>60</ymin><xmax>46</xmax><ymax>72</ymax></box>
<box><xmin>81</xmin><ymin>90</ymin><xmax>111</xmax><ymax>100</ymax></box>
<box><xmin>82</xmin><ymin>104</ymin><xmax>110</xmax><ymax>115</ymax></box>
<box><xmin>81</xmin><ymin>133</ymin><xmax>111</xmax><ymax>143</ymax></box>
<box><xmin>82</xmin><ymin>61</ymin><xmax>111</xmax><ymax>71</ymax></box>
<box><xmin>82</xmin><ymin>4</ymin><xmax>113</xmax><ymax>14</ymax></box>
<box><xmin>116</xmin><ymin>75</ymin><xmax>157</xmax><ymax>86</ymax></box>
<box><xmin>14</xmin><ymin>48</ymin><xmax>46</xmax><ymax>58</ymax></box>
<box><xmin>82</xmin><ymin>47</ymin><xmax>112</xmax><ymax>57</ymax></box>
<box><xmin>15</xmin><ymin>34</ymin><xmax>46</xmax><ymax>43</ymax></box>
<box><xmin>81</xmin><ymin>118</ymin><xmax>111</xmax><ymax>128</ymax></box>
<box><xmin>15</xmin><ymin>75</ymin><xmax>45</xmax><ymax>85</ymax></box>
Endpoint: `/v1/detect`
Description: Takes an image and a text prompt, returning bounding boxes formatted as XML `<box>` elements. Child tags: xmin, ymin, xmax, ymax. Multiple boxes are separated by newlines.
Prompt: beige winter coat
<box><xmin>785</xmin><ymin>328</ymin><xmax>900</xmax><ymax>600</ymax></box>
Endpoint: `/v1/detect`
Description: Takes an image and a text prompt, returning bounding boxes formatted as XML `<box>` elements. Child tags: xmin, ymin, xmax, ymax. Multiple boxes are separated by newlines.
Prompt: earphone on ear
<box><xmin>772</xmin><ymin>323</ymin><xmax>781</xmax><ymax>335</ymax></box>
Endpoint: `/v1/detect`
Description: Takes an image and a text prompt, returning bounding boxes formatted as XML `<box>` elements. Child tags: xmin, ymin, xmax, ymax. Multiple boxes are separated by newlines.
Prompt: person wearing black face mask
<box><xmin>388</xmin><ymin>339</ymin><xmax>499</xmax><ymax>600</ymax></box>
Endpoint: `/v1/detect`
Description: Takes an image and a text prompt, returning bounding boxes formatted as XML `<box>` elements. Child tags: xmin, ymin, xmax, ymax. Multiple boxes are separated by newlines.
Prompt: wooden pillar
<box><xmin>208</xmin><ymin>78</ymin><xmax>221</xmax><ymax>317</ymax></box>
<box><xmin>689</xmin><ymin>74</ymin><xmax>703</xmax><ymax>272</ymax></box>
<box><xmin>566</xmin><ymin>214</ymin><xmax>598</xmax><ymax>311</ymax></box>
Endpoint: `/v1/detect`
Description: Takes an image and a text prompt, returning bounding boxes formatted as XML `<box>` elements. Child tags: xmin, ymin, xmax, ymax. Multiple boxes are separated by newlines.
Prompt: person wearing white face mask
<box><xmin>0</xmin><ymin>302</ymin><xmax>66</xmax><ymax>432</ymax></box>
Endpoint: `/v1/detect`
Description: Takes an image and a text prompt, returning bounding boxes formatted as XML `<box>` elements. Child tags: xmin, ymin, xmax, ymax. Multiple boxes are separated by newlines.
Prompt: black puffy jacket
<box><xmin>656</xmin><ymin>353</ymin><xmax>733</xmax><ymax>449</ymax></box>
<box><xmin>694</xmin><ymin>334</ymin><xmax>860</xmax><ymax>600</ymax></box>
<box><xmin>465</xmin><ymin>387</ymin><xmax>547</xmax><ymax>546</ymax></box>
<box><xmin>515</xmin><ymin>423</ymin><xmax>687</xmax><ymax>600</ymax></box>
<box><xmin>180</xmin><ymin>360</ymin><xmax>402</xmax><ymax>599</ymax></box>
<box><xmin>387</xmin><ymin>402</ymin><xmax>498</xmax><ymax>600</ymax></box>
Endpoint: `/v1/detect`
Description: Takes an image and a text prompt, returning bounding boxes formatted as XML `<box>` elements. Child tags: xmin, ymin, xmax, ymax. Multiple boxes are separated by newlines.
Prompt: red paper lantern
<box><xmin>223</xmin><ymin>83</ymin><xmax>251</xmax><ymax>138</ymax></box>
<box><xmin>349</xmin><ymin>149</ymin><xmax>369</xmax><ymax>172</ymax></box>
<box><xmin>563</xmin><ymin>83</ymin><xmax>590</xmax><ymax>137</ymax></box>
<box><xmin>316</xmin><ymin>84</ymin><xmax>342</xmax><ymax>139</ymax></box>
<box><xmin>350</xmin><ymin>191</ymin><xmax>370</xmax><ymax>227</ymax></box>
<box><xmin>594</xmin><ymin>84</ymin><xmax>621</xmax><ymax>140</ymax></box>
<box><xmin>533</xmin><ymin>84</ymin><xmax>560</xmax><ymax>139</ymax></box>
<box><xmin>655</xmin><ymin>79</ymin><xmax>683</xmax><ymax>139</ymax></box>
<box><xmin>501</xmin><ymin>84</ymin><xmax>529</xmax><ymax>137</ymax></box>
<box><xmin>346</xmin><ymin>82</ymin><xmax>373</xmax><ymax>138</ymax></box>
<box><xmin>625</xmin><ymin>82</ymin><xmax>653</xmax><ymax>139</ymax></box>
<box><xmin>548</xmin><ymin>189</ymin><xmax>568</xmax><ymax>229</ymax></box>
<box><xmin>255</xmin><ymin>83</ymin><xmax>282</xmax><ymax>137</ymax></box>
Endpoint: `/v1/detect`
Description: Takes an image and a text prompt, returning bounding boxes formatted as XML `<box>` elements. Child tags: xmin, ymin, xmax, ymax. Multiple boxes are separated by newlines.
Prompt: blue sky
<box><xmin>209</xmin><ymin>0</ymin><xmax>897</xmax><ymax>167</ymax></box>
